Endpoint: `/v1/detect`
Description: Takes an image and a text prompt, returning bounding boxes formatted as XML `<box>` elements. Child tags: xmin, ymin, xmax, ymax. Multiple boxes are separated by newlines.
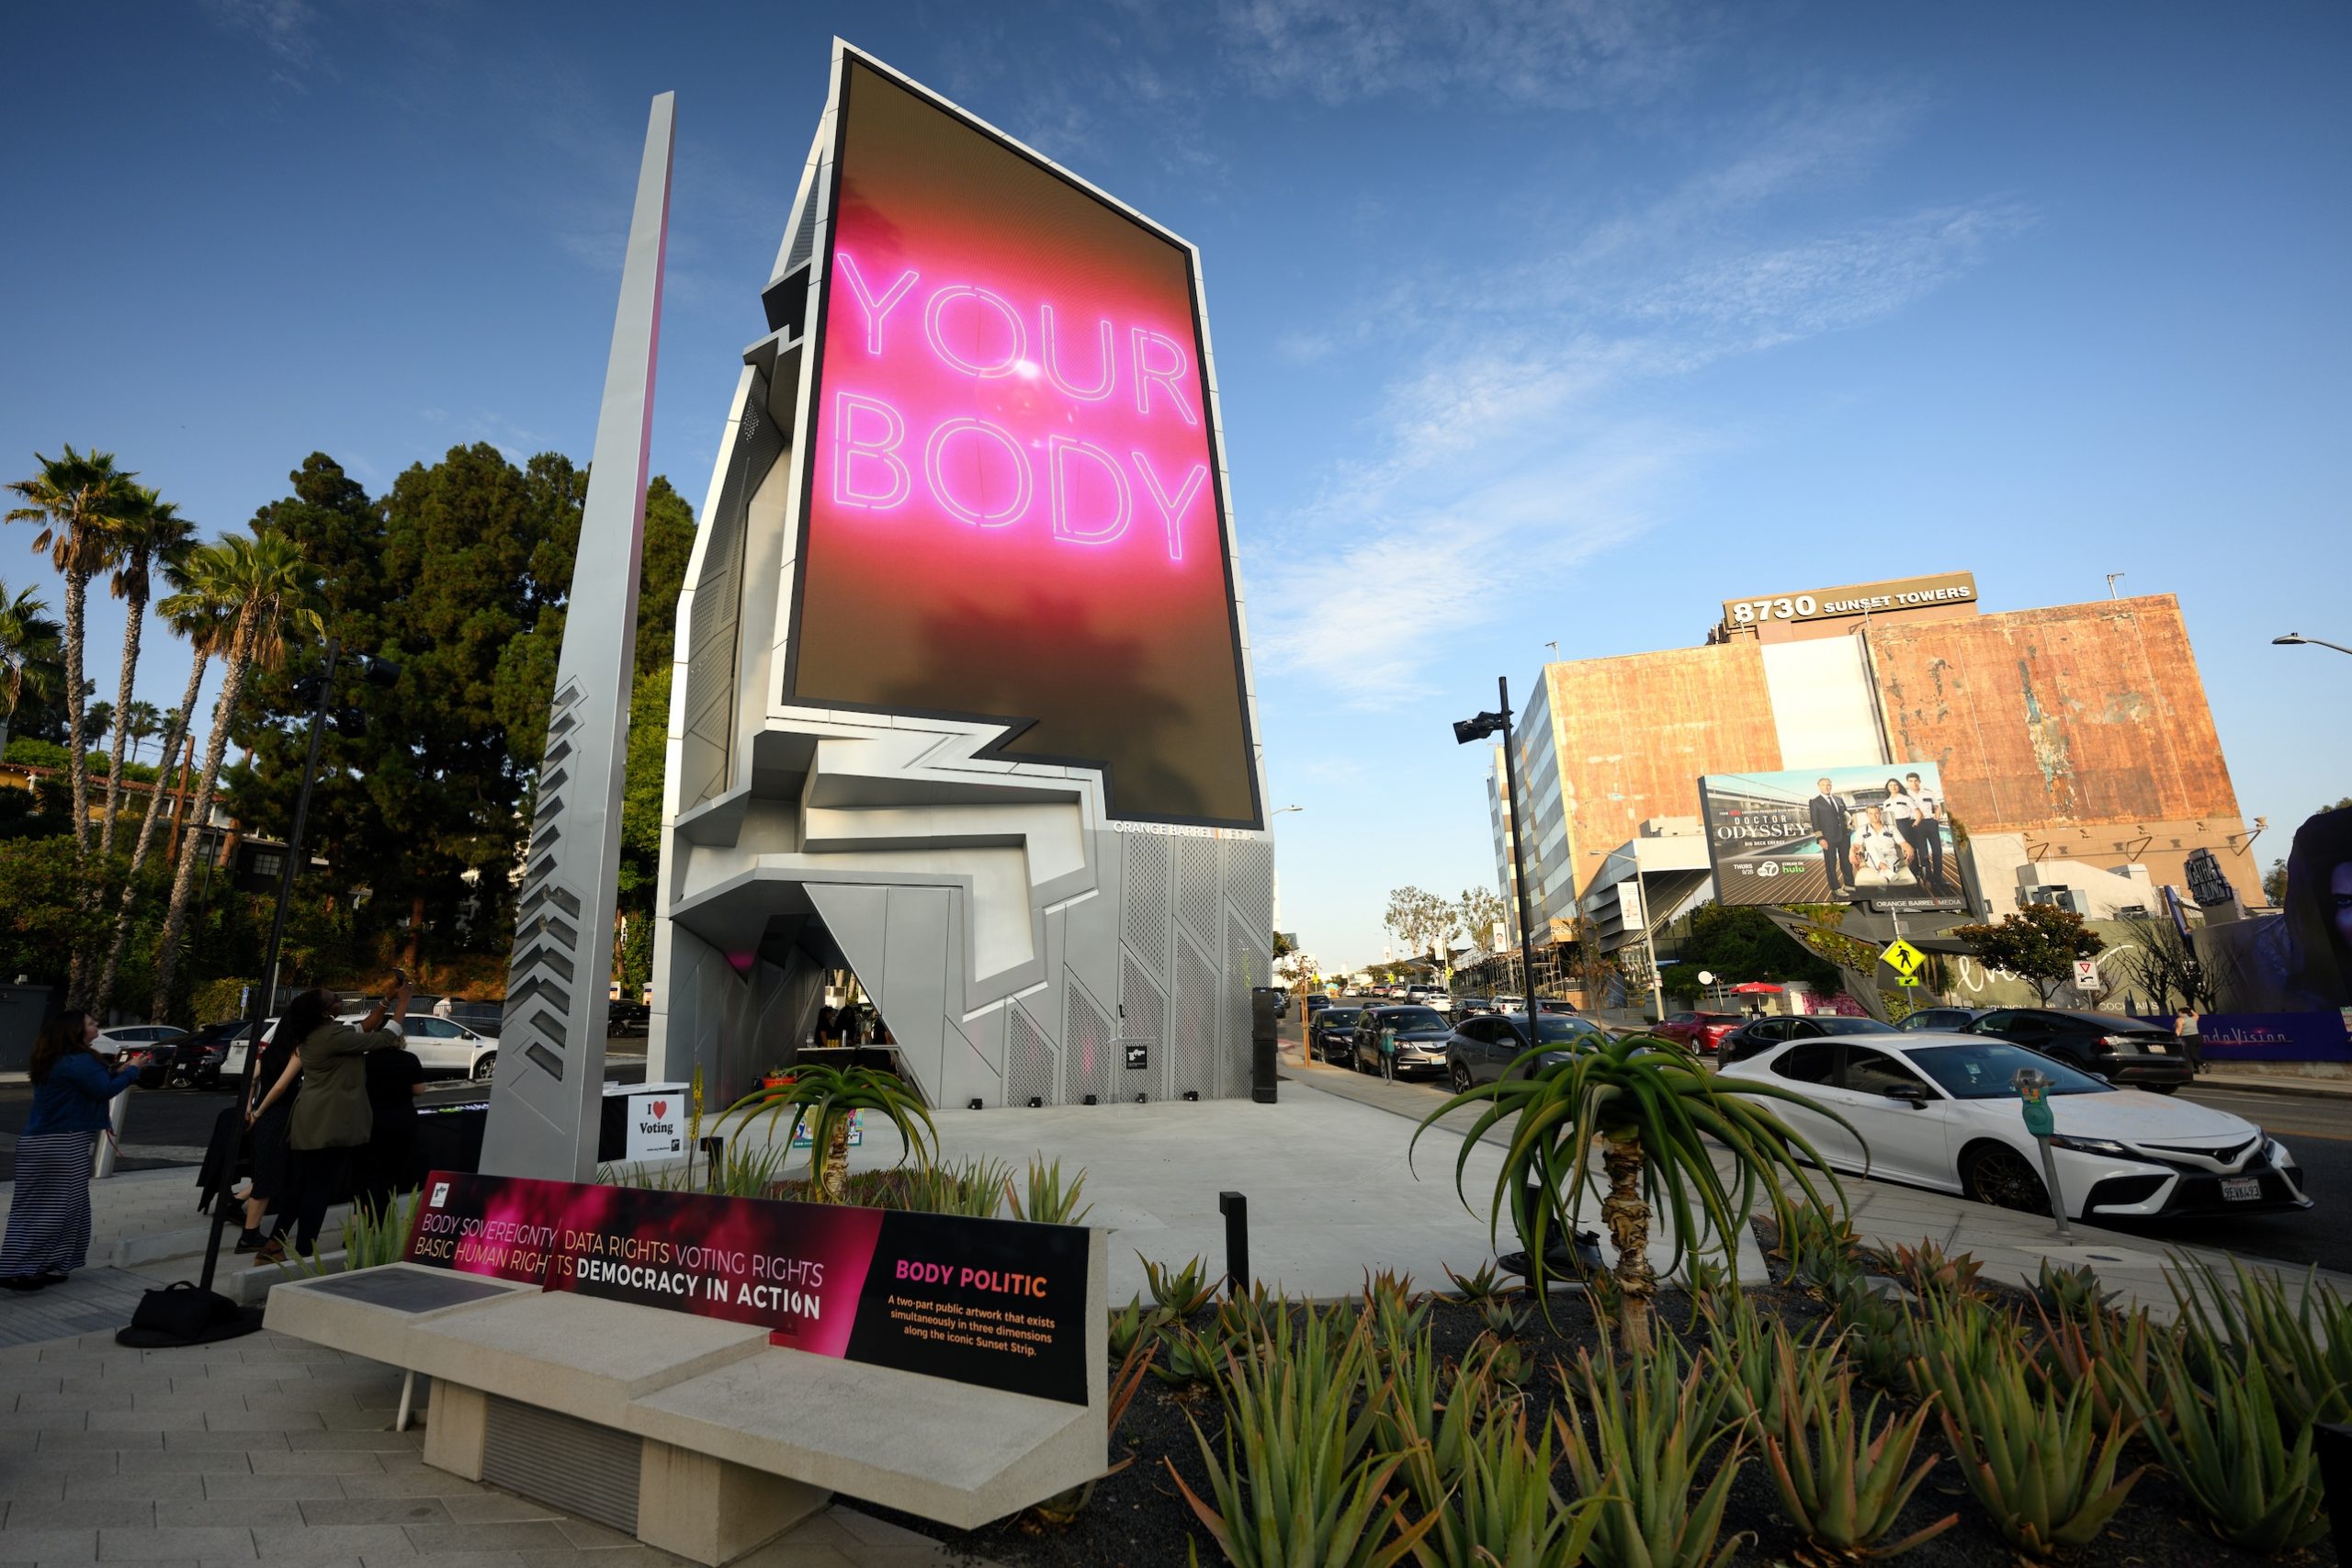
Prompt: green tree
<box><xmin>1950</xmin><ymin>904</ymin><xmax>2105</xmax><ymax>1004</ymax></box>
<box><xmin>5</xmin><ymin>446</ymin><xmax>141</xmax><ymax>852</ymax></box>
<box><xmin>150</xmin><ymin>533</ymin><xmax>325</xmax><ymax>1020</ymax></box>
<box><xmin>0</xmin><ymin>582</ymin><xmax>62</xmax><ymax>761</ymax></box>
<box><xmin>1678</xmin><ymin>904</ymin><xmax>1840</xmax><ymax>994</ymax></box>
<box><xmin>98</xmin><ymin>487</ymin><xmax>196</xmax><ymax>855</ymax></box>
<box><xmin>0</xmin><ymin>835</ymin><xmax>112</xmax><ymax>988</ymax></box>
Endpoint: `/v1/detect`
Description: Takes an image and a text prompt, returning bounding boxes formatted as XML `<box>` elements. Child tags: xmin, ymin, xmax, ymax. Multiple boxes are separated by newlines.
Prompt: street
<box><xmin>1281</xmin><ymin>1009</ymin><xmax>2352</xmax><ymax>1275</ymax></box>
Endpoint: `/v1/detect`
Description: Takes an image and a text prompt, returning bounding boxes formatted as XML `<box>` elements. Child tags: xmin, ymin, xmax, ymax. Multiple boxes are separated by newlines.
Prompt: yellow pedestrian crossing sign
<box><xmin>1882</xmin><ymin>939</ymin><xmax>1926</xmax><ymax>976</ymax></box>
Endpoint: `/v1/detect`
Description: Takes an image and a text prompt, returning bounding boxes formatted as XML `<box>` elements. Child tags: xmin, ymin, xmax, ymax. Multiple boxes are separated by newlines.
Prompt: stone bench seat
<box><xmin>264</xmin><ymin>1262</ymin><xmax>1106</xmax><ymax>1563</ymax></box>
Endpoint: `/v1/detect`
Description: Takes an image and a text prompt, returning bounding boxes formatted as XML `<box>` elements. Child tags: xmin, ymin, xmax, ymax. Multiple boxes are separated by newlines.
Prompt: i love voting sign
<box><xmin>626</xmin><ymin>1090</ymin><xmax>684</xmax><ymax>1160</ymax></box>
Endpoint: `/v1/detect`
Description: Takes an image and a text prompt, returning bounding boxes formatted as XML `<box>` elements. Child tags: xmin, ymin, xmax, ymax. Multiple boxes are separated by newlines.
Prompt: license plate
<box><xmin>2143</xmin><ymin>1043</ymin><xmax>2165</xmax><ymax>1054</ymax></box>
<box><xmin>2222</xmin><ymin>1177</ymin><xmax>2262</xmax><ymax>1201</ymax></box>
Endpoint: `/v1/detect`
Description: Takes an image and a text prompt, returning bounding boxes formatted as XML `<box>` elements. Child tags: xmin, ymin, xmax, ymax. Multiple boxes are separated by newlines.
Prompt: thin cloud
<box><xmin>198</xmin><ymin>0</ymin><xmax>327</xmax><ymax>85</ymax></box>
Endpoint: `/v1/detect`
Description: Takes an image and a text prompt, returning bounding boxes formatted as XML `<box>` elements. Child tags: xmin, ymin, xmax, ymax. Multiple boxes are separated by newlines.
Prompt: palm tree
<box><xmin>98</xmin><ymin>487</ymin><xmax>196</xmax><ymax>855</ymax></box>
<box><xmin>149</xmin><ymin>533</ymin><xmax>325</xmax><ymax>1021</ymax></box>
<box><xmin>0</xmin><ymin>582</ymin><xmax>62</xmax><ymax>761</ymax></box>
<box><xmin>95</xmin><ymin>551</ymin><xmax>238</xmax><ymax>1015</ymax></box>
<box><xmin>4</xmin><ymin>446</ymin><xmax>138</xmax><ymax>851</ymax></box>
<box><xmin>122</xmin><ymin>700</ymin><xmax>164</xmax><ymax>765</ymax></box>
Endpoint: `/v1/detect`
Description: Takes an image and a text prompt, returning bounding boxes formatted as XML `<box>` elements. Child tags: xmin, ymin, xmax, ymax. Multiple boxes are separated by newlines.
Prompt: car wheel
<box><xmin>1449</xmin><ymin>1062</ymin><xmax>1473</xmax><ymax>1095</ymax></box>
<box><xmin>1962</xmin><ymin>1144</ymin><xmax>2051</xmax><ymax>1216</ymax></box>
<box><xmin>471</xmin><ymin>1052</ymin><xmax>497</xmax><ymax>1082</ymax></box>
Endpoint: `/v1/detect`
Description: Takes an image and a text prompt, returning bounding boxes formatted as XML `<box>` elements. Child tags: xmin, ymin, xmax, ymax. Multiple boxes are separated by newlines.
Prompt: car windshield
<box><xmin>1813</xmin><ymin>1018</ymin><xmax>1897</xmax><ymax>1035</ymax></box>
<box><xmin>1326</xmin><ymin>1009</ymin><xmax>1362</xmax><ymax>1025</ymax></box>
<box><xmin>1380</xmin><ymin>1009</ymin><xmax>1446</xmax><ymax>1032</ymax></box>
<box><xmin>1906</xmin><ymin>1043</ymin><xmax>2112</xmax><ymax>1099</ymax></box>
<box><xmin>1535</xmin><ymin>1017</ymin><xmax>1601</xmax><ymax>1043</ymax></box>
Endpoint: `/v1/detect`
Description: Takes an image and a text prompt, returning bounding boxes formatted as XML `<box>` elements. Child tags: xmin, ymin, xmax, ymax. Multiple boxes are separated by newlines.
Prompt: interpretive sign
<box><xmin>404</xmin><ymin>1170</ymin><xmax>1090</xmax><ymax>1404</ymax></box>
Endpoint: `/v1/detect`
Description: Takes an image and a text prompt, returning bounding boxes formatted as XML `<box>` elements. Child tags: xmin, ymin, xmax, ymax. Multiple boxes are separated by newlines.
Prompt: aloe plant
<box><xmin>1442</xmin><ymin>1258</ymin><xmax>1513</xmax><ymax>1303</ymax></box>
<box><xmin>1916</xmin><ymin>1338</ymin><xmax>2145</xmax><ymax>1560</ymax></box>
<box><xmin>726</xmin><ymin>1064</ymin><xmax>935</xmax><ymax>1201</ymax></box>
<box><xmin>1109</xmin><ymin>1293</ymin><xmax>1170</xmax><ymax>1361</ymax></box>
<box><xmin>1169</xmin><ymin>1309</ymin><xmax>1434</xmax><ymax>1568</ymax></box>
<box><xmin>1152</xmin><ymin>1322</ymin><xmax>1230</xmax><ymax>1388</ymax></box>
<box><xmin>2032</xmin><ymin>1258</ymin><xmax>2119</xmax><ymax>1325</ymax></box>
<box><xmin>1416</xmin><ymin>1032</ymin><xmax>1849</xmax><ymax>1351</ymax></box>
<box><xmin>1882</xmin><ymin>1238</ymin><xmax>1984</xmax><ymax>1306</ymax></box>
<box><xmin>1830</xmin><ymin>1276</ymin><xmax>1919</xmax><ymax>1397</ymax></box>
<box><xmin>340</xmin><ymin>1190</ymin><xmax>421</xmax><ymax>1270</ymax></box>
<box><xmin>1704</xmin><ymin>1303</ymin><xmax>1845</xmax><ymax>1435</ymax></box>
<box><xmin>1758</xmin><ymin>1349</ymin><xmax>1955</xmax><ymax>1560</ymax></box>
<box><xmin>1378</xmin><ymin>1325</ymin><xmax>1499</xmax><ymax>1551</ymax></box>
<box><xmin>1030</xmin><ymin>1333</ymin><xmax>1158</xmax><ymax>1525</ymax></box>
<box><xmin>2127</xmin><ymin>1336</ymin><xmax>2328</xmax><ymax>1553</ymax></box>
<box><xmin>1007</xmin><ymin>1154</ymin><xmax>1092</xmax><ymax>1225</ymax></box>
<box><xmin>2027</xmin><ymin>1299</ymin><xmax>2160</xmax><ymax>1436</ymax></box>
<box><xmin>2168</xmin><ymin>1252</ymin><xmax>2352</xmax><ymax>1431</ymax></box>
<box><xmin>1555</xmin><ymin>1341</ymin><xmax>1747</xmax><ymax>1568</ymax></box>
<box><xmin>1144</xmin><ymin>1253</ymin><xmax>1221</xmax><ymax>1316</ymax></box>
<box><xmin>1414</xmin><ymin>1405</ymin><xmax>1605</xmax><ymax>1568</ymax></box>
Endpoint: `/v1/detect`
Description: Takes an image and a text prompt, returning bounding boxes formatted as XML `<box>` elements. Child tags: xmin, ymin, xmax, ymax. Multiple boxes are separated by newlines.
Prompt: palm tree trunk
<box><xmin>150</xmin><ymin>620</ymin><xmax>254</xmax><ymax>1021</ymax></box>
<box><xmin>62</xmin><ymin>570</ymin><xmax>90</xmax><ymax>852</ymax></box>
<box><xmin>98</xmin><ymin>588</ymin><xmax>146</xmax><ymax>857</ymax></box>
<box><xmin>1600</xmin><ymin>1128</ymin><xmax>1657</xmax><ymax>1355</ymax></box>
<box><xmin>94</xmin><ymin>650</ymin><xmax>209</xmax><ymax>1014</ymax></box>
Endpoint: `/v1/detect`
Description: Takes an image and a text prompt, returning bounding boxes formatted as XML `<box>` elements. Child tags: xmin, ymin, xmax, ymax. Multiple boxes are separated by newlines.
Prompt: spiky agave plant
<box><xmin>1413</xmin><ymin>1031</ymin><xmax>1851</xmax><ymax>1353</ymax></box>
<box><xmin>726</xmin><ymin>1064</ymin><xmax>935</xmax><ymax>1202</ymax></box>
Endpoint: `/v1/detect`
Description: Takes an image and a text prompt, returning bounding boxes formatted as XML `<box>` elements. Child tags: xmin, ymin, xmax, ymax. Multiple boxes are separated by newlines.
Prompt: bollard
<box><xmin>1219</xmin><ymin>1190</ymin><xmax>1250</xmax><ymax>1297</ymax></box>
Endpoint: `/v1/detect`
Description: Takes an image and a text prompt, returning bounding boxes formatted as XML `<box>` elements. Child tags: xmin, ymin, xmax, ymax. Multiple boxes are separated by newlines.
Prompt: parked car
<box><xmin>1445</xmin><ymin>1010</ymin><xmax>1612</xmax><ymax>1092</ymax></box>
<box><xmin>1352</xmin><ymin>1006</ymin><xmax>1455</xmax><ymax>1077</ymax></box>
<box><xmin>1304</xmin><ymin>993</ymin><xmax>1334</xmax><ymax>1017</ymax></box>
<box><xmin>1899</xmin><ymin>1006</ymin><xmax>1993</xmax><ymax>1032</ymax></box>
<box><xmin>1963</xmin><ymin>1008</ymin><xmax>2190</xmax><ymax>1092</ymax></box>
<box><xmin>1653</xmin><ymin>1011</ymin><xmax>1743</xmax><ymax>1055</ymax></box>
<box><xmin>1404</xmin><ymin>984</ymin><xmax>1452</xmax><ymax>1014</ymax></box>
<box><xmin>226</xmin><ymin>1010</ymin><xmax>502</xmax><ymax>1081</ymax></box>
<box><xmin>1716</xmin><ymin>1032</ymin><xmax>2308</xmax><ymax>1221</ymax></box>
<box><xmin>1309</xmin><ymin>1006</ymin><xmax>1365</xmax><ymax>1065</ymax></box>
<box><xmin>160</xmin><ymin>1020</ymin><xmax>255</xmax><ymax>1089</ymax></box>
<box><xmin>1534</xmin><ymin>998</ymin><xmax>1578</xmax><ymax>1016</ymax></box>
<box><xmin>1250</xmin><ymin>986</ymin><xmax>1290</xmax><ymax>1021</ymax></box>
<box><xmin>1453</xmin><ymin>995</ymin><xmax>1496</xmax><ymax>1017</ymax></box>
<box><xmin>96</xmin><ymin>1024</ymin><xmax>191</xmax><ymax>1088</ymax></box>
<box><xmin>1718</xmin><ymin>1013</ymin><xmax>1899</xmax><ymax>1064</ymax></box>
<box><xmin>606</xmin><ymin>999</ymin><xmax>651</xmax><ymax>1038</ymax></box>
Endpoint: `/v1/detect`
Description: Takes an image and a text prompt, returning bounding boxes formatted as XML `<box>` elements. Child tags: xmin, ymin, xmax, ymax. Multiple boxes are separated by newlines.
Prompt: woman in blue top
<box><xmin>2</xmin><ymin>1010</ymin><xmax>139</xmax><ymax>1291</ymax></box>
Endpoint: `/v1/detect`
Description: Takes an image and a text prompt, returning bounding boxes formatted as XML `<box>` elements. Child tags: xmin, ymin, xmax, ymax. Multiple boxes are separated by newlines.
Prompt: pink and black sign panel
<box><xmin>787</xmin><ymin>53</ymin><xmax>1261</xmax><ymax>830</ymax></box>
<box><xmin>402</xmin><ymin>1171</ymin><xmax>1091</xmax><ymax>1405</ymax></box>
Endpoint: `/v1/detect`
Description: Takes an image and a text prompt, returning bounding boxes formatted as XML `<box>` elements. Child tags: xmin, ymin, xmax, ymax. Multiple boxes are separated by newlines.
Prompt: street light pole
<box><xmin>1455</xmin><ymin>678</ymin><xmax>1542</xmax><ymax>1018</ymax></box>
<box><xmin>2275</xmin><ymin>632</ymin><xmax>2352</xmax><ymax>658</ymax></box>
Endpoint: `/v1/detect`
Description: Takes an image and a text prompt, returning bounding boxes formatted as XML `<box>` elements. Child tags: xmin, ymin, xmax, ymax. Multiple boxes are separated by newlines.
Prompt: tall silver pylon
<box><xmin>481</xmin><ymin>92</ymin><xmax>675</xmax><ymax>1179</ymax></box>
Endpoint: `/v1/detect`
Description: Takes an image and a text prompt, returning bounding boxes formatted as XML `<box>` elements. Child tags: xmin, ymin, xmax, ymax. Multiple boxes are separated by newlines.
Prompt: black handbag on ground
<box><xmin>118</xmin><ymin>1280</ymin><xmax>258</xmax><ymax>1347</ymax></box>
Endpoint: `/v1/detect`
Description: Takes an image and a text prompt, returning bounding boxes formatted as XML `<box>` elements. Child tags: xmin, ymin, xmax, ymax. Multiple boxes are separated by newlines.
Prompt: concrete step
<box><xmin>110</xmin><ymin>1206</ymin><xmax>355</xmax><ymax>1269</ymax></box>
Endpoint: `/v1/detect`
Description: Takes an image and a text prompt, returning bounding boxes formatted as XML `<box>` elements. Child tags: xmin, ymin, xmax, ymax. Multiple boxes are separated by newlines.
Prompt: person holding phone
<box><xmin>252</xmin><ymin>974</ymin><xmax>412</xmax><ymax>1257</ymax></box>
<box><xmin>1</xmin><ymin>1012</ymin><xmax>139</xmax><ymax>1291</ymax></box>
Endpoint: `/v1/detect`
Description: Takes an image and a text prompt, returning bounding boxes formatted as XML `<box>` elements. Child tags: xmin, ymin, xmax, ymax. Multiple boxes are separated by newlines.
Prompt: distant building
<box><xmin>1487</xmin><ymin>571</ymin><xmax>2261</xmax><ymax>951</ymax></box>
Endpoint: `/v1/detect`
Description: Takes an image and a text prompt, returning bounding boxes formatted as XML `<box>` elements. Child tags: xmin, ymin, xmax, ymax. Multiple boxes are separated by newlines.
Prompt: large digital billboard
<box><xmin>1698</xmin><ymin>763</ymin><xmax>1962</xmax><ymax>913</ymax></box>
<box><xmin>786</xmin><ymin>53</ymin><xmax>1261</xmax><ymax>829</ymax></box>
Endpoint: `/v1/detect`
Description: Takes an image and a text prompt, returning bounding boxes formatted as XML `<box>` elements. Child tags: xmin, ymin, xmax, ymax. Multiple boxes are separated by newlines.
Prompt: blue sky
<box><xmin>4</xmin><ymin>2</ymin><xmax>2346</xmax><ymax>971</ymax></box>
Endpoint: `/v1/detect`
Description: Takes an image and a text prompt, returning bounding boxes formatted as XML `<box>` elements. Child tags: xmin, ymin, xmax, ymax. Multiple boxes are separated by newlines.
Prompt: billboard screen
<box><xmin>1698</xmin><ymin>763</ymin><xmax>1962</xmax><ymax>912</ymax></box>
<box><xmin>787</xmin><ymin>53</ymin><xmax>1261</xmax><ymax>828</ymax></box>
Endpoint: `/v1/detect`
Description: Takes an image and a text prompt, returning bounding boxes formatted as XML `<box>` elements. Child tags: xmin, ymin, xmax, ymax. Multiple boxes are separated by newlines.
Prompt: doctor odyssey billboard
<box><xmin>791</xmin><ymin>54</ymin><xmax>1259</xmax><ymax>829</ymax></box>
<box><xmin>1699</xmin><ymin>763</ymin><xmax>1962</xmax><ymax>912</ymax></box>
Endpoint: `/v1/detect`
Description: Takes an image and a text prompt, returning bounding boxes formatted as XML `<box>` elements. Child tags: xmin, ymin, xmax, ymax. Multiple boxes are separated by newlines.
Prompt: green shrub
<box><xmin>1442</xmin><ymin>1258</ymin><xmax>1512</xmax><ymax>1303</ymax></box>
<box><xmin>1704</xmin><ymin>1302</ymin><xmax>1844</xmax><ymax>1435</ymax></box>
<box><xmin>1151</xmin><ymin>1322</ymin><xmax>1230</xmax><ymax>1388</ymax></box>
<box><xmin>1414</xmin><ymin>1405</ymin><xmax>1603</xmax><ymax>1568</ymax></box>
<box><xmin>2169</xmin><ymin>1253</ymin><xmax>2352</xmax><ymax>1432</ymax></box>
<box><xmin>898</xmin><ymin>1156</ymin><xmax>1012</xmax><ymax>1217</ymax></box>
<box><xmin>1377</xmin><ymin>1325</ymin><xmax>1498</xmax><ymax>1553</ymax></box>
<box><xmin>1830</xmin><ymin>1276</ymin><xmax>1918</xmax><ymax>1397</ymax></box>
<box><xmin>1169</xmin><ymin>1309</ymin><xmax>1432</xmax><ymax>1567</ymax></box>
<box><xmin>2027</xmin><ymin>1299</ymin><xmax>2161</xmax><ymax>1437</ymax></box>
<box><xmin>1007</xmin><ymin>1154</ymin><xmax>1092</xmax><ymax>1225</ymax></box>
<box><xmin>1758</xmin><ymin>1354</ymin><xmax>1954</xmax><ymax>1561</ymax></box>
<box><xmin>2129</xmin><ymin>1337</ymin><xmax>2328</xmax><ymax>1553</ymax></box>
<box><xmin>341</xmin><ymin>1191</ymin><xmax>420</xmax><ymax>1269</ymax></box>
<box><xmin>1882</xmin><ymin>1238</ymin><xmax>1984</xmax><ymax>1306</ymax></box>
<box><xmin>1143</xmin><ymin>1253</ymin><xmax>1221</xmax><ymax>1316</ymax></box>
<box><xmin>1917</xmin><ymin>1338</ymin><xmax>2145</xmax><ymax>1560</ymax></box>
<box><xmin>1555</xmin><ymin>1341</ymin><xmax>1747</xmax><ymax>1568</ymax></box>
<box><xmin>1109</xmin><ymin>1293</ymin><xmax>1170</xmax><ymax>1362</ymax></box>
<box><xmin>2032</xmin><ymin>1258</ymin><xmax>2119</xmax><ymax>1326</ymax></box>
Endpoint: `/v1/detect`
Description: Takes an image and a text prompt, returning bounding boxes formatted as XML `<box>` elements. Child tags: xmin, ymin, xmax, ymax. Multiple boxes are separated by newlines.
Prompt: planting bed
<box><xmin>868</xmin><ymin>1249</ymin><xmax>2339</xmax><ymax>1568</ymax></box>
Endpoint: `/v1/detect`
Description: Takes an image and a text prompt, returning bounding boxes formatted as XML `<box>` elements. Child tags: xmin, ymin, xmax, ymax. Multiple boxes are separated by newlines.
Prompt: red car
<box><xmin>1654</xmin><ymin>1011</ymin><xmax>1742</xmax><ymax>1055</ymax></box>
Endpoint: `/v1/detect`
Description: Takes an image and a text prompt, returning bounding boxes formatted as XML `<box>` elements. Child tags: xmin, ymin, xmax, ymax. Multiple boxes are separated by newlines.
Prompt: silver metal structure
<box><xmin>481</xmin><ymin>92</ymin><xmax>675</xmax><ymax>1179</ymax></box>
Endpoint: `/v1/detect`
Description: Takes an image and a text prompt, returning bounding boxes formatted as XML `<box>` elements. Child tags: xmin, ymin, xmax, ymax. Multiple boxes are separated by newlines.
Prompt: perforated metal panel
<box><xmin>1063</xmin><ymin>981</ymin><xmax>1114</xmax><ymax>1105</ymax></box>
<box><xmin>482</xmin><ymin>1395</ymin><xmax>639</xmax><ymax>1535</ymax></box>
<box><xmin>1170</xmin><ymin>932</ymin><xmax>1218</xmax><ymax>1100</ymax></box>
<box><xmin>679</xmin><ymin>379</ymin><xmax>786</xmax><ymax>811</ymax></box>
<box><xmin>1224</xmin><ymin>909</ymin><xmax>1260</xmax><ymax>1098</ymax></box>
<box><xmin>1176</xmin><ymin>836</ymin><xmax>1219</xmax><ymax>942</ymax></box>
<box><xmin>1004</xmin><ymin>1004</ymin><xmax>1057</xmax><ymax>1107</ymax></box>
<box><xmin>1123</xmin><ymin>834</ymin><xmax>1170</xmax><ymax>972</ymax></box>
<box><xmin>1119</xmin><ymin>953</ymin><xmax>1167</xmax><ymax>1098</ymax></box>
<box><xmin>1224</xmin><ymin>837</ymin><xmax>1273</xmax><ymax>940</ymax></box>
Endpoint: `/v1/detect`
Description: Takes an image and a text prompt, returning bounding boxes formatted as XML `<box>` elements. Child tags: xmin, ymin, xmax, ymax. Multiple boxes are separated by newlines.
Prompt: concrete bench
<box><xmin>264</xmin><ymin>1252</ymin><xmax>1107</xmax><ymax>1564</ymax></box>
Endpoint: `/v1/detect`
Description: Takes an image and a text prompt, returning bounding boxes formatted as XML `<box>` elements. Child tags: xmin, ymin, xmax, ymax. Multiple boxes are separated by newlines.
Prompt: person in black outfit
<box><xmin>235</xmin><ymin>1022</ymin><xmax>300</xmax><ymax>1258</ymax></box>
<box><xmin>1808</xmin><ymin>779</ymin><xmax>1855</xmax><ymax>896</ymax></box>
<box><xmin>356</xmin><ymin>1044</ymin><xmax>426</xmax><ymax>1216</ymax></box>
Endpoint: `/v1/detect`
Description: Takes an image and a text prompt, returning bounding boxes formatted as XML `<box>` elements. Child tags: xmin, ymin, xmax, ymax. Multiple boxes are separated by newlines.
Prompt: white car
<box><xmin>223</xmin><ymin>1011</ymin><xmax>501</xmax><ymax>1082</ymax></box>
<box><xmin>1717</xmin><ymin>1031</ymin><xmax>2312</xmax><ymax>1223</ymax></box>
<box><xmin>96</xmin><ymin>1022</ymin><xmax>187</xmax><ymax>1060</ymax></box>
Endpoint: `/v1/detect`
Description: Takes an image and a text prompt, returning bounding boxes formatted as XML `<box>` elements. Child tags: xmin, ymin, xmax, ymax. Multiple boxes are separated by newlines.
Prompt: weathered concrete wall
<box><xmin>1871</xmin><ymin>594</ymin><xmax>2259</xmax><ymax>901</ymax></box>
<box><xmin>1544</xmin><ymin>644</ymin><xmax>1782</xmax><ymax>906</ymax></box>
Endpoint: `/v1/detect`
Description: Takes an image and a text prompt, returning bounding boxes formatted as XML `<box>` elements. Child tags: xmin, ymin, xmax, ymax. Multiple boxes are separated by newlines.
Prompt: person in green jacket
<box><xmin>250</xmin><ymin>977</ymin><xmax>411</xmax><ymax>1257</ymax></box>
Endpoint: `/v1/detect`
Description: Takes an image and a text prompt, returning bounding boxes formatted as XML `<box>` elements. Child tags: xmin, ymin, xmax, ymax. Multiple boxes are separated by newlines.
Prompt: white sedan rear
<box><xmin>1717</xmin><ymin>1031</ymin><xmax>2311</xmax><ymax>1222</ymax></box>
